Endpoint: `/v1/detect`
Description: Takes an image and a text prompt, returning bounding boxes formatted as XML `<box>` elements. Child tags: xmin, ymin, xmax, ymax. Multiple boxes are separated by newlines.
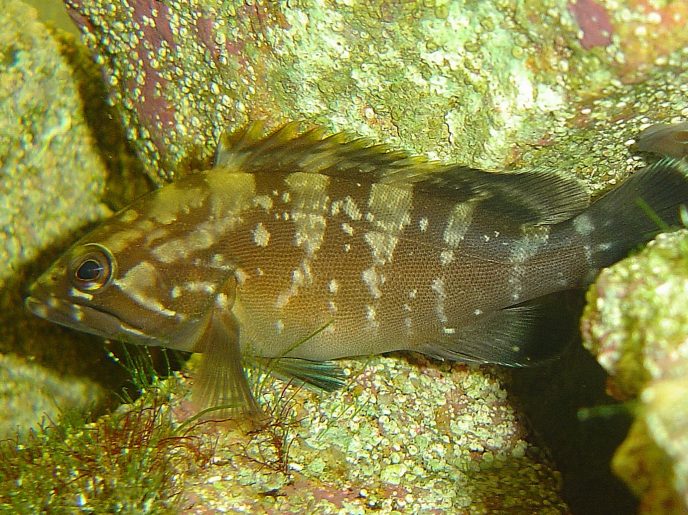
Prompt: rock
<box><xmin>582</xmin><ymin>230</ymin><xmax>688</xmax><ymax>512</ymax></box>
<box><xmin>0</xmin><ymin>0</ymin><xmax>116</xmax><ymax>437</ymax></box>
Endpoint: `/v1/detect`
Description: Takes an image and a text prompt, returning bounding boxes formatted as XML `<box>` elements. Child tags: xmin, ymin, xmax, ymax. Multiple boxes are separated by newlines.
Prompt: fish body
<box><xmin>26</xmin><ymin>123</ymin><xmax>688</xmax><ymax>414</ymax></box>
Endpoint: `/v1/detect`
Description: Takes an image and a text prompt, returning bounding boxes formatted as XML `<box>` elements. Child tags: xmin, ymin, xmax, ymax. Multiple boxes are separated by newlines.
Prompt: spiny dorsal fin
<box><xmin>216</xmin><ymin>122</ymin><xmax>589</xmax><ymax>225</ymax></box>
<box><xmin>215</xmin><ymin>121</ymin><xmax>436</xmax><ymax>180</ymax></box>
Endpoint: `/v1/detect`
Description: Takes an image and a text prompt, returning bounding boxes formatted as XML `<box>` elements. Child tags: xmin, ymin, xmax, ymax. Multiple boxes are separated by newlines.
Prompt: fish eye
<box><xmin>69</xmin><ymin>244</ymin><xmax>115</xmax><ymax>292</ymax></box>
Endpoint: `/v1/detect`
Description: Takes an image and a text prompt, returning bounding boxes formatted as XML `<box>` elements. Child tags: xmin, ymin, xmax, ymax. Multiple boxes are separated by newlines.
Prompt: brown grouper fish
<box><xmin>25</xmin><ymin>122</ymin><xmax>688</xmax><ymax>415</ymax></box>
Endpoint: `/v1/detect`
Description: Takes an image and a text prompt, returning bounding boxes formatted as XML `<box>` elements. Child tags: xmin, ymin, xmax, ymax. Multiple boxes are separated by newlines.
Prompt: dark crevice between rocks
<box><xmin>508</xmin><ymin>290</ymin><xmax>638</xmax><ymax>515</ymax></box>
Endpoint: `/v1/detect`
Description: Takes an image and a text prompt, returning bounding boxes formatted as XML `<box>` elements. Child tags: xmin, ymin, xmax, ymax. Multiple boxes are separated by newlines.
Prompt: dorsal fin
<box><xmin>409</xmin><ymin>164</ymin><xmax>590</xmax><ymax>225</ymax></box>
<box><xmin>215</xmin><ymin>121</ymin><xmax>437</xmax><ymax>180</ymax></box>
<box><xmin>216</xmin><ymin>122</ymin><xmax>589</xmax><ymax>226</ymax></box>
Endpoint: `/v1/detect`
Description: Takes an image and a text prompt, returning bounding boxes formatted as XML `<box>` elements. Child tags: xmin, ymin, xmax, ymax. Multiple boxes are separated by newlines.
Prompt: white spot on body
<box><xmin>275</xmin><ymin>319</ymin><xmax>285</xmax><ymax>334</ymax></box>
<box><xmin>235</xmin><ymin>268</ymin><xmax>249</xmax><ymax>286</ymax></box>
<box><xmin>419</xmin><ymin>217</ymin><xmax>429</xmax><ymax>232</ymax></box>
<box><xmin>113</xmin><ymin>261</ymin><xmax>178</xmax><ymax>318</ymax></box>
<box><xmin>342</xmin><ymin>196</ymin><xmax>362</xmax><ymax>221</ymax></box>
<box><xmin>431</xmin><ymin>277</ymin><xmax>448</xmax><ymax>324</ymax></box>
<box><xmin>508</xmin><ymin>225</ymin><xmax>551</xmax><ymax>302</ymax></box>
<box><xmin>69</xmin><ymin>288</ymin><xmax>93</xmax><ymax>301</ymax></box>
<box><xmin>365</xmin><ymin>304</ymin><xmax>380</xmax><ymax>330</ymax></box>
<box><xmin>215</xmin><ymin>293</ymin><xmax>229</xmax><ymax>309</ymax></box>
<box><xmin>145</xmin><ymin>227</ymin><xmax>170</xmax><ymax>245</ymax></box>
<box><xmin>275</xmin><ymin>263</ymin><xmax>310</xmax><ymax>309</ymax></box>
<box><xmin>439</xmin><ymin>249</ymin><xmax>454</xmax><ymax>266</ymax></box>
<box><xmin>362</xmin><ymin>267</ymin><xmax>383</xmax><ymax>299</ymax></box>
<box><xmin>252</xmin><ymin>222</ymin><xmax>271</xmax><ymax>247</ymax></box>
<box><xmin>443</xmin><ymin>202</ymin><xmax>475</xmax><ymax>248</ymax></box>
<box><xmin>120</xmin><ymin>209</ymin><xmax>139</xmax><ymax>223</ymax></box>
<box><xmin>170</xmin><ymin>286</ymin><xmax>182</xmax><ymax>299</ymax></box>
<box><xmin>328</xmin><ymin>279</ymin><xmax>339</xmax><ymax>294</ymax></box>
<box><xmin>292</xmin><ymin>212</ymin><xmax>326</xmax><ymax>255</ymax></box>
<box><xmin>105</xmin><ymin>228</ymin><xmax>144</xmax><ymax>254</ymax></box>
<box><xmin>210</xmin><ymin>254</ymin><xmax>232</xmax><ymax>271</ymax></box>
<box><xmin>184</xmin><ymin>281</ymin><xmax>216</xmax><ymax>294</ymax></box>
<box><xmin>327</xmin><ymin>300</ymin><xmax>338</xmax><ymax>315</ymax></box>
<box><xmin>254</xmin><ymin>195</ymin><xmax>273</xmax><ymax>211</ymax></box>
<box><xmin>341</xmin><ymin>222</ymin><xmax>354</xmax><ymax>236</ymax></box>
<box><xmin>573</xmin><ymin>214</ymin><xmax>595</xmax><ymax>237</ymax></box>
<box><xmin>364</xmin><ymin>231</ymin><xmax>399</xmax><ymax>265</ymax></box>
<box><xmin>367</xmin><ymin>183</ymin><xmax>412</xmax><ymax>234</ymax></box>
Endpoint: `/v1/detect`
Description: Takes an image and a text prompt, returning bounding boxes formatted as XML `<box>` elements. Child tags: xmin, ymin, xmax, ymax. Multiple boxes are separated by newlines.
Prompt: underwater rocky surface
<box><xmin>0</xmin><ymin>0</ymin><xmax>112</xmax><ymax>437</ymax></box>
<box><xmin>1</xmin><ymin>0</ymin><xmax>687</xmax><ymax>512</ymax></box>
<box><xmin>582</xmin><ymin>230</ymin><xmax>688</xmax><ymax>514</ymax></box>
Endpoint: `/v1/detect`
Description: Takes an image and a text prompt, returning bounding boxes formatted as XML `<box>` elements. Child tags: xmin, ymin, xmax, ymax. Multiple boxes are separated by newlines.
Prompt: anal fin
<box><xmin>193</xmin><ymin>309</ymin><xmax>261</xmax><ymax>417</ymax></box>
<box><xmin>419</xmin><ymin>305</ymin><xmax>547</xmax><ymax>367</ymax></box>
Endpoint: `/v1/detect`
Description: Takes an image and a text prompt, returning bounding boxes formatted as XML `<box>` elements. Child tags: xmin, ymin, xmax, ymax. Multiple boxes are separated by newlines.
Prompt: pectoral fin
<box><xmin>193</xmin><ymin>309</ymin><xmax>260</xmax><ymax>417</ymax></box>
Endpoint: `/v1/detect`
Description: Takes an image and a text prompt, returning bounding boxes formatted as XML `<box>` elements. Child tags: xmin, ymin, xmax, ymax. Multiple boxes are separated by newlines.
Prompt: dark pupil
<box><xmin>76</xmin><ymin>259</ymin><xmax>104</xmax><ymax>282</ymax></box>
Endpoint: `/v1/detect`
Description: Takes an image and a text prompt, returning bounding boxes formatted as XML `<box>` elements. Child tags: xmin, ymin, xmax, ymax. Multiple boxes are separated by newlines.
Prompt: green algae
<box><xmin>0</xmin><ymin>382</ymin><xmax>210</xmax><ymax>513</ymax></box>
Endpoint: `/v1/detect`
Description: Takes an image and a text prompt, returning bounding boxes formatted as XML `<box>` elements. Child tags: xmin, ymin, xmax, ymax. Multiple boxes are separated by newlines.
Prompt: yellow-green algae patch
<box><xmin>582</xmin><ymin>230</ymin><xmax>688</xmax><ymax>512</ymax></box>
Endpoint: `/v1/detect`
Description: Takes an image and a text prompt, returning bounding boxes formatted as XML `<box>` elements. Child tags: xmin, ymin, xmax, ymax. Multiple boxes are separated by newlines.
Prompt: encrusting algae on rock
<box><xmin>25</xmin><ymin>122</ymin><xmax>688</xmax><ymax>417</ymax></box>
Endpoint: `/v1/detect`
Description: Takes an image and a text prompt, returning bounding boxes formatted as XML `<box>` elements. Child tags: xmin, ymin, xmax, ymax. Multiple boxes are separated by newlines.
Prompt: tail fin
<box><xmin>575</xmin><ymin>158</ymin><xmax>688</xmax><ymax>273</ymax></box>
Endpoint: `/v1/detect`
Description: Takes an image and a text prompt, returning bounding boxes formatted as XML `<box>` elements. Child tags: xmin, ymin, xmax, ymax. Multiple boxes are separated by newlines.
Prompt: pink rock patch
<box><xmin>568</xmin><ymin>0</ymin><xmax>613</xmax><ymax>49</ymax></box>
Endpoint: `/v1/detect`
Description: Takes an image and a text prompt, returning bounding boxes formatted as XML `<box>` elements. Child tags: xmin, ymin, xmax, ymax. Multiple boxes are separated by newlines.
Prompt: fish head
<box><xmin>24</xmin><ymin>206</ymin><xmax>232</xmax><ymax>352</ymax></box>
<box><xmin>26</xmin><ymin>239</ymin><xmax>164</xmax><ymax>347</ymax></box>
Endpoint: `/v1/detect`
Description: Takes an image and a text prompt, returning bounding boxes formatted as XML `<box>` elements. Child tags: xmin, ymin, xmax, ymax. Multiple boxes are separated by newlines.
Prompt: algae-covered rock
<box><xmin>64</xmin><ymin>0</ymin><xmax>683</xmax><ymax>186</ymax></box>
<box><xmin>582</xmin><ymin>230</ymin><xmax>688</xmax><ymax>512</ymax></box>
<box><xmin>612</xmin><ymin>377</ymin><xmax>688</xmax><ymax>515</ymax></box>
<box><xmin>0</xmin><ymin>354</ymin><xmax>101</xmax><ymax>438</ymax></box>
<box><xmin>174</xmin><ymin>356</ymin><xmax>568</xmax><ymax>513</ymax></box>
<box><xmin>0</xmin><ymin>0</ymin><xmax>114</xmax><ymax>436</ymax></box>
<box><xmin>582</xmin><ymin>230</ymin><xmax>688</xmax><ymax>398</ymax></box>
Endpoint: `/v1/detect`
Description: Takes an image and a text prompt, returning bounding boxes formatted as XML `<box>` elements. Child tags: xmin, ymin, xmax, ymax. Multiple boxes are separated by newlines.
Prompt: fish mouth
<box><xmin>25</xmin><ymin>295</ymin><xmax>150</xmax><ymax>343</ymax></box>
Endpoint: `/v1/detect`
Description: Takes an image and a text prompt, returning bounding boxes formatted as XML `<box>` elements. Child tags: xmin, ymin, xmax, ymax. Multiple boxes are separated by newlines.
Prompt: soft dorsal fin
<box><xmin>216</xmin><ymin>122</ymin><xmax>589</xmax><ymax>226</ymax></box>
<box><xmin>410</xmin><ymin>165</ymin><xmax>590</xmax><ymax>225</ymax></box>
